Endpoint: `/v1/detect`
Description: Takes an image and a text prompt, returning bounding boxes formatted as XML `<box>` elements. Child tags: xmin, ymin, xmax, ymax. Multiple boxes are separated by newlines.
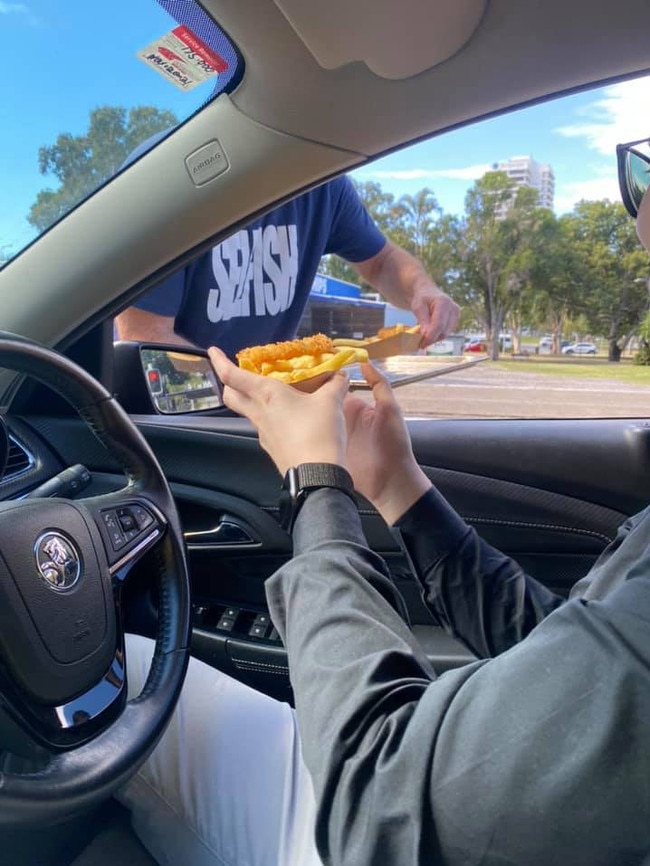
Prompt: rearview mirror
<box><xmin>140</xmin><ymin>347</ymin><xmax>223</xmax><ymax>413</ymax></box>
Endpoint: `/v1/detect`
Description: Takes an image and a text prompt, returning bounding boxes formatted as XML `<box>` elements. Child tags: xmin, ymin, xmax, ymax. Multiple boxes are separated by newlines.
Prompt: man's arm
<box><xmin>352</xmin><ymin>240</ymin><xmax>461</xmax><ymax>346</ymax></box>
<box><xmin>114</xmin><ymin>306</ymin><xmax>197</xmax><ymax>348</ymax></box>
<box><xmin>114</xmin><ymin>267</ymin><xmax>196</xmax><ymax>347</ymax></box>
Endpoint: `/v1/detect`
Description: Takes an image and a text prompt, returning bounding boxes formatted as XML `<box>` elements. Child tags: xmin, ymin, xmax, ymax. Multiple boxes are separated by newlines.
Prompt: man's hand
<box><xmin>352</xmin><ymin>241</ymin><xmax>461</xmax><ymax>348</ymax></box>
<box><xmin>208</xmin><ymin>347</ymin><xmax>350</xmax><ymax>477</ymax></box>
<box><xmin>344</xmin><ymin>364</ymin><xmax>431</xmax><ymax>525</ymax></box>
<box><xmin>410</xmin><ymin>287</ymin><xmax>461</xmax><ymax>347</ymax></box>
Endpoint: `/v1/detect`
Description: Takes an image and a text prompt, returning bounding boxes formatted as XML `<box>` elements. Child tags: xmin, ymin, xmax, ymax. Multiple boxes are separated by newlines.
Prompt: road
<box><xmin>357</xmin><ymin>357</ymin><xmax>650</xmax><ymax>418</ymax></box>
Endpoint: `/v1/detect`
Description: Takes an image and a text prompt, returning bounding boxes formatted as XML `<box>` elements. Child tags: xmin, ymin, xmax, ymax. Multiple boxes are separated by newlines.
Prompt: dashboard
<box><xmin>0</xmin><ymin>411</ymin><xmax>476</xmax><ymax>706</ymax></box>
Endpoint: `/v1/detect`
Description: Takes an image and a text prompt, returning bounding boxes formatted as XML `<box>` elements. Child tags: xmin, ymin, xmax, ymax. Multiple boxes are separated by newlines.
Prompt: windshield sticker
<box><xmin>137</xmin><ymin>25</ymin><xmax>228</xmax><ymax>91</ymax></box>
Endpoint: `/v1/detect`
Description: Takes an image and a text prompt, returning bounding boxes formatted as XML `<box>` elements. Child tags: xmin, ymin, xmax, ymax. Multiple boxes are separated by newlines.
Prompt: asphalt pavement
<box><xmin>363</xmin><ymin>357</ymin><xmax>650</xmax><ymax>419</ymax></box>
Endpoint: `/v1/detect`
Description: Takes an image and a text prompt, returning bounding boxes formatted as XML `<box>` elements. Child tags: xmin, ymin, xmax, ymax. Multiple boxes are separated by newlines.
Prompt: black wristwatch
<box><xmin>279</xmin><ymin>463</ymin><xmax>356</xmax><ymax>532</ymax></box>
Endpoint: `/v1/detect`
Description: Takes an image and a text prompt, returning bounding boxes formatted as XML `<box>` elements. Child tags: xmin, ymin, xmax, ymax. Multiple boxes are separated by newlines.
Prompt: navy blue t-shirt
<box><xmin>134</xmin><ymin>176</ymin><xmax>386</xmax><ymax>357</ymax></box>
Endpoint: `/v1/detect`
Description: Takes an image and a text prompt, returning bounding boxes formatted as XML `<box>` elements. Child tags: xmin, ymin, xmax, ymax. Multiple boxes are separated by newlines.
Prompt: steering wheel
<box><xmin>0</xmin><ymin>334</ymin><xmax>191</xmax><ymax>824</ymax></box>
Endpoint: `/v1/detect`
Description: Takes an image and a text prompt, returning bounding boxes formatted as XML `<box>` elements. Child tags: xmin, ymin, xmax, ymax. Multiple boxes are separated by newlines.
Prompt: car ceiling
<box><xmin>1</xmin><ymin>0</ymin><xmax>650</xmax><ymax>396</ymax></box>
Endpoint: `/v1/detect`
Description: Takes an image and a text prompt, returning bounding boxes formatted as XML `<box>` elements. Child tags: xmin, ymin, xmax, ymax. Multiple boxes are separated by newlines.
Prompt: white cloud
<box><xmin>556</xmin><ymin>75</ymin><xmax>650</xmax><ymax>155</ymax></box>
<box><xmin>553</xmin><ymin>75</ymin><xmax>650</xmax><ymax>211</ymax></box>
<box><xmin>0</xmin><ymin>2</ymin><xmax>28</xmax><ymax>13</ymax></box>
<box><xmin>361</xmin><ymin>163</ymin><xmax>493</xmax><ymax>182</ymax></box>
<box><xmin>554</xmin><ymin>174</ymin><xmax>620</xmax><ymax>214</ymax></box>
<box><xmin>0</xmin><ymin>2</ymin><xmax>40</xmax><ymax>24</ymax></box>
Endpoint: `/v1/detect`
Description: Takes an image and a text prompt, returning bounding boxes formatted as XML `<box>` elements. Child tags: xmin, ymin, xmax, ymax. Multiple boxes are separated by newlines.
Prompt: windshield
<box><xmin>0</xmin><ymin>0</ymin><xmax>242</xmax><ymax>265</ymax></box>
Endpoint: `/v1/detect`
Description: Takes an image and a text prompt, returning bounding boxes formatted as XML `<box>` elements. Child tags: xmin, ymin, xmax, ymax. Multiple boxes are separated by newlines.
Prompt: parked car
<box><xmin>464</xmin><ymin>336</ymin><xmax>488</xmax><ymax>353</ymax></box>
<box><xmin>562</xmin><ymin>342</ymin><xmax>598</xmax><ymax>355</ymax></box>
<box><xmin>464</xmin><ymin>335</ymin><xmax>510</xmax><ymax>353</ymax></box>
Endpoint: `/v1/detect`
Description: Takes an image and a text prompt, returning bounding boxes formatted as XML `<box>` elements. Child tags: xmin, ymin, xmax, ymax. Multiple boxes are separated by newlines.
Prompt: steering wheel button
<box><xmin>110</xmin><ymin>529</ymin><xmax>126</xmax><ymax>550</ymax></box>
<box><xmin>131</xmin><ymin>505</ymin><xmax>154</xmax><ymax>529</ymax></box>
<box><xmin>118</xmin><ymin>512</ymin><xmax>136</xmax><ymax>532</ymax></box>
<box><xmin>102</xmin><ymin>512</ymin><xmax>119</xmax><ymax>529</ymax></box>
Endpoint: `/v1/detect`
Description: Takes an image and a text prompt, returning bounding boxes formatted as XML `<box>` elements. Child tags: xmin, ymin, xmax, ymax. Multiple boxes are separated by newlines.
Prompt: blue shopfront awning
<box><xmin>310</xmin><ymin>274</ymin><xmax>384</xmax><ymax>307</ymax></box>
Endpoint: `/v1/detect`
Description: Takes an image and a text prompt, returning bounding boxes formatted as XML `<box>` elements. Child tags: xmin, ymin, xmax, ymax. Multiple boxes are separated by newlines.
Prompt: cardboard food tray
<box><xmin>363</xmin><ymin>331</ymin><xmax>421</xmax><ymax>359</ymax></box>
<box><xmin>349</xmin><ymin>355</ymin><xmax>487</xmax><ymax>389</ymax></box>
<box><xmin>291</xmin><ymin>356</ymin><xmax>487</xmax><ymax>392</ymax></box>
<box><xmin>291</xmin><ymin>371</ymin><xmax>335</xmax><ymax>392</ymax></box>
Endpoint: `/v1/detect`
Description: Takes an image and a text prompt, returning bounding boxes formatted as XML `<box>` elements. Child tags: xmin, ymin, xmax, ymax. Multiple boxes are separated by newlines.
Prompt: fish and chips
<box><xmin>236</xmin><ymin>334</ymin><xmax>368</xmax><ymax>386</ymax></box>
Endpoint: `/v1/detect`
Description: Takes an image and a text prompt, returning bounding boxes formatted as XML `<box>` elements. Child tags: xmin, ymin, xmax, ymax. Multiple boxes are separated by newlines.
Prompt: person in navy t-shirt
<box><xmin>115</xmin><ymin>174</ymin><xmax>460</xmax><ymax>358</ymax></box>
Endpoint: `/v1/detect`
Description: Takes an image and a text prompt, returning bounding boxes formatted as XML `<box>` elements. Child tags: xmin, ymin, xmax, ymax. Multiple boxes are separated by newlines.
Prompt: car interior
<box><xmin>1</xmin><ymin>0</ymin><xmax>650</xmax><ymax>862</ymax></box>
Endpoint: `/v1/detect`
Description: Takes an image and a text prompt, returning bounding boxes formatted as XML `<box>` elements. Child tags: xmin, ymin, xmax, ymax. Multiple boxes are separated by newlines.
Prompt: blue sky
<box><xmin>354</xmin><ymin>75</ymin><xmax>650</xmax><ymax>216</ymax></box>
<box><xmin>2</xmin><ymin>0</ymin><xmax>650</xmax><ymax>256</ymax></box>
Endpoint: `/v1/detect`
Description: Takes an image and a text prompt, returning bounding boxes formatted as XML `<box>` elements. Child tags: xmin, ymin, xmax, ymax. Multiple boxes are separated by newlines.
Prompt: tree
<box><xmin>28</xmin><ymin>106</ymin><xmax>179</xmax><ymax>233</ymax></box>
<box><xmin>633</xmin><ymin>311</ymin><xmax>650</xmax><ymax>365</ymax></box>
<box><xmin>514</xmin><ymin>210</ymin><xmax>583</xmax><ymax>355</ymax></box>
<box><xmin>563</xmin><ymin>200</ymin><xmax>650</xmax><ymax>361</ymax></box>
<box><xmin>459</xmin><ymin>172</ymin><xmax>547</xmax><ymax>359</ymax></box>
<box><xmin>394</xmin><ymin>188</ymin><xmax>441</xmax><ymax>259</ymax></box>
<box><xmin>353</xmin><ymin>180</ymin><xmax>403</xmax><ymax>237</ymax></box>
<box><xmin>319</xmin><ymin>254</ymin><xmax>364</xmax><ymax>288</ymax></box>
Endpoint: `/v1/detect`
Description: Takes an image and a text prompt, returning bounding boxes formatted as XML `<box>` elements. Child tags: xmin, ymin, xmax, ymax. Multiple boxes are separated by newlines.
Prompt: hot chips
<box><xmin>236</xmin><ymin>334</ymin><xmax>368</xmax><ymax>384</ymax></box>
<box><xmin>332</xmin><ymin>323</ymin><xmax>420</xmax><ymax>348</ymax></box>
<box><xmin>374</xmin><ymin>323</ymin><xmax>421</xmax><ymax>341</ymax></box>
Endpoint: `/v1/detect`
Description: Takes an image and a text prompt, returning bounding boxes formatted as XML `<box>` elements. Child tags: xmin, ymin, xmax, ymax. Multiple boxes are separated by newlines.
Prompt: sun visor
<box><xmin>637</xmin><ymin>188</ymin><xmax>650</xmax><ymax>253</ymax></box>
<box><xmin>273</xmin><ymin>0</ymin><xmax>487</xmax><ymax>80</ymax></box>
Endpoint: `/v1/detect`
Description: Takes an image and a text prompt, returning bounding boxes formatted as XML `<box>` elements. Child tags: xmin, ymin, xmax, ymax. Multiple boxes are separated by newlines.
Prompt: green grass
<box><xmin>493</xmin><ymin>358</ymin><xmax>650</xmax><ymax>383</ymax></box>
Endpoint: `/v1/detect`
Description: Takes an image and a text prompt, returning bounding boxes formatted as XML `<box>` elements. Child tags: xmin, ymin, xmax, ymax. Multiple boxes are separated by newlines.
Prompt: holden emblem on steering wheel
<box><xmin>34</xmin><ymin>531</ymin><xmax>82</xmax><ymax>591</ymax></box>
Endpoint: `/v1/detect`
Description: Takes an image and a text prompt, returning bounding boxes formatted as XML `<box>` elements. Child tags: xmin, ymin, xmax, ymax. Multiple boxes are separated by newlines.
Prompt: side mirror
<box><xmin>113</xmin><ymin>342</ymin><xmax>224</xmax><ymax>414</ymax></box>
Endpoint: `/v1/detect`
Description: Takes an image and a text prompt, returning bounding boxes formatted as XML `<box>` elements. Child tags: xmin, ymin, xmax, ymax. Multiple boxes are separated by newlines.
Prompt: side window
<box><xmin>347</xmin><ymin>78</ymin><xmax>650</xmax><ymax>420</ymax></box>
<box><xmin>117</xmin><ymin>76</ymin><xmax>650</xmax><ymax>419</ymax></box>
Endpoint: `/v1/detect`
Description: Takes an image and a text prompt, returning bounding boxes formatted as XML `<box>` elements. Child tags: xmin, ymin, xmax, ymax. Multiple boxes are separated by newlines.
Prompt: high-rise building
<box><xmin>491</xmin><ymin>155</ymin><xmax>555</xmax><ymax>211</ymax></box>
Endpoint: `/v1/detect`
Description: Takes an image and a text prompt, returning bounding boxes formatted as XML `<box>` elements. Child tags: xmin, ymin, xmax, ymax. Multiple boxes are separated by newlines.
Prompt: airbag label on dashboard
<box><xmin>185</xmin><ymin>140</ymin><xmax>229</xmax><ymax>186</ymax></box>
<box><xmin>137</xmin><ymin>25</ymin><xmax>228</xmax><ymax>91</ymax></box>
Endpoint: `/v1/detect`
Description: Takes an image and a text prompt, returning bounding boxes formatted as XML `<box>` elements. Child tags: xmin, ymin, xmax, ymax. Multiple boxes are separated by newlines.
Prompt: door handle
<box><xmin>184</xmin><ymin>519</ymin><xmax>257</xmax><ymax>547</ymax></box>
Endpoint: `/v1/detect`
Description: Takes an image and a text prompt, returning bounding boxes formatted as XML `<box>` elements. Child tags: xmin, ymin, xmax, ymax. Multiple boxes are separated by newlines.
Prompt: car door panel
<box><xmin>15</xmin><ymin>413</ymin><xmax>644</xmax><ymax>700</ymax></box>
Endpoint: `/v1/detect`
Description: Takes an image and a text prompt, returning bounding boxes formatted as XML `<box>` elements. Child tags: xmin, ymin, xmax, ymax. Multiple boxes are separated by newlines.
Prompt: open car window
<box><xmin>115</xmin><ymin>75</ymin><xmax>650</xmax><ymax>420</ymax></box>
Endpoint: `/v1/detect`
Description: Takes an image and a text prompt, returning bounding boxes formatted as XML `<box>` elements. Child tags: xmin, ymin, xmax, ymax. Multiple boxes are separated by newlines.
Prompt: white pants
<box><xmin>118</xmin><ymin>634</ymin><xmax>323</xmax><ymax>866</ymax></box>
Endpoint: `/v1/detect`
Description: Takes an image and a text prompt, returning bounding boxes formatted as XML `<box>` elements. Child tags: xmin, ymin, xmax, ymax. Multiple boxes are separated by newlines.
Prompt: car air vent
<box><xmin>4</xmin><ymin>435</ymin><xmax>35</xmax><ymax>479</ymax></box>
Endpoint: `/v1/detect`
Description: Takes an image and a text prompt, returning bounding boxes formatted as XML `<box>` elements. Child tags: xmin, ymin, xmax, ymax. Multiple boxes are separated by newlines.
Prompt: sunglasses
<box><xmin>616</xmin><ymin>137</ymin><xmax>650</xmax><ymax>218</ymax></box>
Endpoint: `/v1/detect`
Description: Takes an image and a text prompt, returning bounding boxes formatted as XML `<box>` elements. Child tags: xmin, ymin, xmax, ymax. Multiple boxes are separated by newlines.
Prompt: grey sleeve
<box><xmin>394</xmin><ymin>487</ymin><xmax>565</xmax><ymax>657</ymax></box>
<box><xmin>266</xmin><ymin>489</ymin><xmax>650</xmax><ymax>866</ymax></box>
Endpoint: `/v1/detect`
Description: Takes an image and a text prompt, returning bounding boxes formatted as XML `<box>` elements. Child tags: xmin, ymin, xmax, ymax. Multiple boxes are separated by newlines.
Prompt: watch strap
<box><xmin>280</xmin><ymin>463</ymin><xmax>356</xmax><ymax>532</ymax></box>
<box><xmin>292</xmin><ymin>462</ymin><xmax>354</xmax><ymax>492</ymax></box>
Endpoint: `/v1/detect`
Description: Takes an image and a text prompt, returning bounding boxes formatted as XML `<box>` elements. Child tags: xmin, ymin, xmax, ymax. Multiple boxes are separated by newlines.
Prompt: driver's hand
<box><xmin>344</xmin><ymin>363</ymin><xmax>431</xmax><ymax>525</ymax></box>
<box><xmin>208</xmin><ymin>347</ymin><xmax>350</xmax><ymax>477</ymax></box>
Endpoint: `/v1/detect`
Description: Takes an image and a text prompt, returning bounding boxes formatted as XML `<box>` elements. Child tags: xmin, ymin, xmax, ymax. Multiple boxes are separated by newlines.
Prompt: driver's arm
<box><xmin>393</xmin><ymin>486</ymin><xmax>565</xmax><ymax>658</ymax></box>
<box><xmin>266</xmin><ymin>489</ymin><xmax>648</xmax><ymax>866</ymax></box>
